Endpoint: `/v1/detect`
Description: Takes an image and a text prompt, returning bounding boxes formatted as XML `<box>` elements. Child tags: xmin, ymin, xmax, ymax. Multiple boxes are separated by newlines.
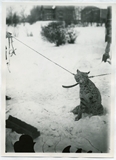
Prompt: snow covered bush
<box><xmin>65</xmin><ymin>27</ymin><xmax>77</xmax><ymax>44</ymax></box>
<box><xmin>41</xmin><ymin>21</ymin><xmax>66</xmax><ymax>46</ymax></box>
<box><xmin>41</xmin><ymin>21</ymin><xmax>77</xmax><ymax>46</ymax></box>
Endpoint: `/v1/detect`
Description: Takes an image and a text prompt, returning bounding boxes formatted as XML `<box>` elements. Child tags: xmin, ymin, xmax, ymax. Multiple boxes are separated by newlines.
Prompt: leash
<box><xmin>12</xmin><ymin>36</ymin><xmax>111</xmax><ymax>85</ymax></box>
<box><xmin>89</xmin><ymin>73</ymin><xmax>111</xmax><ymax>78</ymax></box>
<box><xmin>13</xmin><ymin>36</ymin><xmax>74</xmax><ymax>76</ymax></box>
<box><xmin>62</xmin><ymin>73</ymin><xmax>111</xmax><ymax>88</ymax></box>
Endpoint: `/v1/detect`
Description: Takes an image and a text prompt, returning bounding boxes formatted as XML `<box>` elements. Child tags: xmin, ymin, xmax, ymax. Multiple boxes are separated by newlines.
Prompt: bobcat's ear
<box><xmin>77</xmin><ymin>69</ymin><xmax>80</xmax><ymax>73</ymax></box>
<box><xmin>85</xmin><ymin>71</ymin><xmax>90</xmax><ymax>75</ymax></box>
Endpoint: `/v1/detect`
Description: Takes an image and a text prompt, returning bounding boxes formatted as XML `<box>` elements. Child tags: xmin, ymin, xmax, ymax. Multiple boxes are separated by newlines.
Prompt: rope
<box><xmin>62</xmin><ymin>73</ymin><xmax>111</xmax><ymax>88</ymax></box>
<box><xmin>89</xmin><ymin>73</ymin><xmax>111</xmax><ymax>78</ymax></box>
<box><xmin>13</xmin><ymin>36</ymin><xmax>74</xmax><ymax>76</ymax></box>
<box><xmin>12</xmin><ymin>36</ymin><xmax>111</xmax><ymax>78</ymax></box>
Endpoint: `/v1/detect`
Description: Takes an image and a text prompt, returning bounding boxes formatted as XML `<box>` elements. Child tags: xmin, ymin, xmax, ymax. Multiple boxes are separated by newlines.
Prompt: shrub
<box><xmin>65</xmin><ymin>27</ymin><xmax>77</xmax><ymax>44</ymax></box>
<box><xmin>41</xmin><ymin>21</ymin><xmax>66</xmax><ymax>46</ymax></box>
<box><xmin>41</xmin><ymin>21</ymin><xmax>78</xmax><ymax>46</ymax></box>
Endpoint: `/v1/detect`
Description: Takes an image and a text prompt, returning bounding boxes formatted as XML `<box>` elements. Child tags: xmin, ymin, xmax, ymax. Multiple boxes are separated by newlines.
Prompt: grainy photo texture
<box><xmin>2</xmin><ymin>2</ymin><xmax>114</xmax><ymax>157</ymax></box>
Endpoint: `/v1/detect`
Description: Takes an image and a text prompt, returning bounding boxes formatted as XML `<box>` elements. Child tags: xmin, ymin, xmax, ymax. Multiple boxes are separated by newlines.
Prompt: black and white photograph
<box><xmin>1</xmin><ymin>1</ymin><xmax>115</xmax><ymax>157</ymax></box>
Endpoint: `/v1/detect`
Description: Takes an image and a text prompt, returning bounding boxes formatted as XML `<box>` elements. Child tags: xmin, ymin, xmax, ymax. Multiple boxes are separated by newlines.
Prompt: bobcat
<box><xmin>71</xmin><ymin>69</ymin><xmax>103</xmax><ymax>121</ymax></box>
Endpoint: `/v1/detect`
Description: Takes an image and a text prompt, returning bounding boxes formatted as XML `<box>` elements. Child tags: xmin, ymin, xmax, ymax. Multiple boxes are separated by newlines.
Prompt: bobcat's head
<box><xmin>74</xmin><ymin>69</ymin><xmax>90</xmax><ymax>84</ymax></box>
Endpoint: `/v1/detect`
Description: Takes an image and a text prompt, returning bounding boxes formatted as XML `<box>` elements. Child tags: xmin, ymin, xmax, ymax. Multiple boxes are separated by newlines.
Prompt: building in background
<box><xmin>41</xmin><ymin>6</ymin><xmax>107</xmax><ymax>26</ymax></box>
<box><xmin>81</xmin><ymin>6</ymin><xmax>107</xmax><ymax>26</ymax></box>
<box><xmin>41</xmin><ymin>6</ymin><xmax>55</xmax><ymax>20</ymax></box>
<box><xmin>25</xmin><ymin>5</ymin><xmax>107</xmax><ymax>26</ymax></box>
<box><xmin>55</xmin><ymin>6</ymin><xmax>75</xmax><ymax>25</ymax></box>
<box><xmin>40</xmin><ymin>6</ymin><xmax>75</xmax><ymax>25</ymax></box>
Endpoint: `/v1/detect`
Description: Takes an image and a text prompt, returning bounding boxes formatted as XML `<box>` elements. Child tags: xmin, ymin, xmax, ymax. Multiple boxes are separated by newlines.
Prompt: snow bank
<box><xmin>6</xmin><ymin>22</ymin><xmax>111</xmax><ymax>153</ymax></box>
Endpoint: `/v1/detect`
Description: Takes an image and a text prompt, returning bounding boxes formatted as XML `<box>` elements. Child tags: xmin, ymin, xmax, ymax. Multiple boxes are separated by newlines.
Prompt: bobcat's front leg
<box><xmin>75</xmin><ymin>105</ymin><xmax>82</xmax><ymax>121</ymax></box>
<box><xmin>71</xmin><ymin>105</ymin><xmax>80</xmax><ymax>115</ymax></box>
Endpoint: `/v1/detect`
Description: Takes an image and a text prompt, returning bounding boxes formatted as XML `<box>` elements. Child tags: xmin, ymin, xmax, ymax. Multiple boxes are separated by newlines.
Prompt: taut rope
<box><xmin>13</xmin><ymin>36</ymin><xmax>74</xmax><ymax>76</ymax></box>
<box><xmin>12</xmin><ymin>36</ymin><xmax>111</xmax><ymax>81</ymax></box>
<box><xmin>62</xmin><ymin>73</ymin><xmax>111</xmax><ymax>88</ymax></box>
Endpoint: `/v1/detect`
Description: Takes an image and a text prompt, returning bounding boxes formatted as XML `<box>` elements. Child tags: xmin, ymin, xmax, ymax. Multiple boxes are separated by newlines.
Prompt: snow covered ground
<box><xmin>5</xmin><ymin>22</ymin><xmax>111</xmax><ymax>153</ymax></box>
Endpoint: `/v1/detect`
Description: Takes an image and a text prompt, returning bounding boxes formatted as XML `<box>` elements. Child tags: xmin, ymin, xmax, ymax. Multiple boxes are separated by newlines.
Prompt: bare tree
<box><xmin>6</xmin><ymin>6</ymin><xmax>14</xmax><ymax>25</ymax></box>
<box><xmin>20</xmin><ymin>6</ymin><xmax>27</xmax><ymax>26</ymax></box>
<box><xmin>6</xmin><ymin>6</ymin><xmax>20</xmax><ymax>26</ymax></box>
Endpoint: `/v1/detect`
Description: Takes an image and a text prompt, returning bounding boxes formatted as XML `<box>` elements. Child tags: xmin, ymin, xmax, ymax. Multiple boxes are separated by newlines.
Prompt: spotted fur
<box><xmin>72</xmin><ymin>69</ymin><xmax>103</xmax><ymax>121</ymax></box>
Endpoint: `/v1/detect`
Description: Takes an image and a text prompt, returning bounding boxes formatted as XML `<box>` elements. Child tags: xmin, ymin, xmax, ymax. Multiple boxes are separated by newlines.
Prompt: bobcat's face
<box><xmin>74</xmin><ymin>69</ymin><xmax>90</xmax><ymax>84</ymax></box>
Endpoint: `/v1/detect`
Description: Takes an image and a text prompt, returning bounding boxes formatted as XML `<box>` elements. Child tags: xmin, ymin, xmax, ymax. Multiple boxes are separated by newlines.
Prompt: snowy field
<box><xmin>5</xmin><ymin>22</ymin><xmax>111</xmax><ymax>153</ymax></box>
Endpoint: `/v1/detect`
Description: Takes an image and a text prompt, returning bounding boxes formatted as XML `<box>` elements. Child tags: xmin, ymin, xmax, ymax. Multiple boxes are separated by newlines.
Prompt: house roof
<box><xmin>82</xmin><ymin>6</ymin><xmax>100</xmax><ymax>12</ymax></box>
<box><xmin>42</xmin><ymin>6</ymin><xmax>54</xmax><ymax>9</ymax></box>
